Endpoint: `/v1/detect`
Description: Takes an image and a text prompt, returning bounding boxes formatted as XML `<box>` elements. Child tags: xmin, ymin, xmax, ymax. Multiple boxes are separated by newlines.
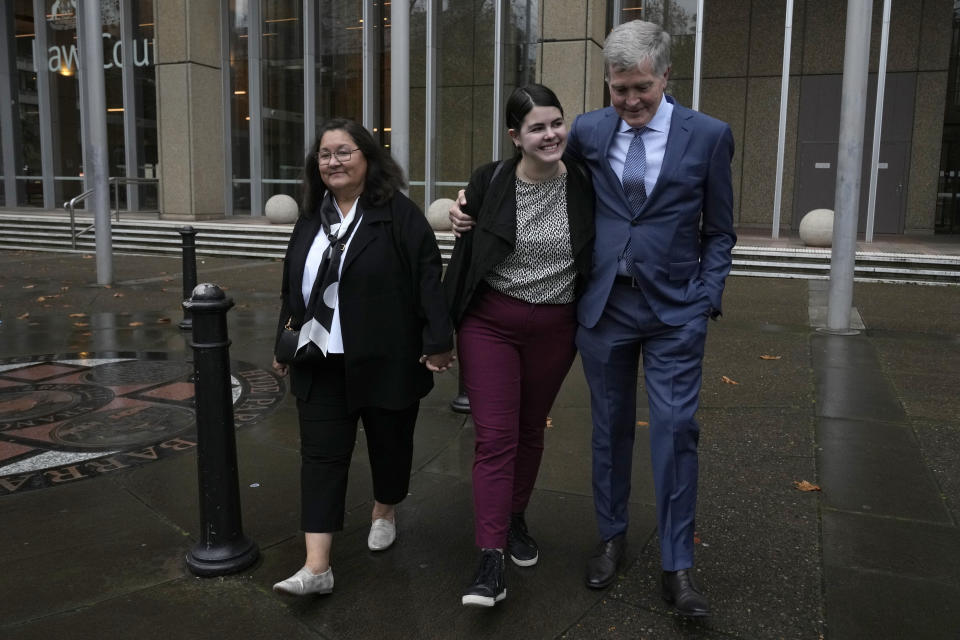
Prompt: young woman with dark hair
<box><xmin>444</xmin><ymin>84</ymin><xmax>595</xmax><ymax>607</ymax></box>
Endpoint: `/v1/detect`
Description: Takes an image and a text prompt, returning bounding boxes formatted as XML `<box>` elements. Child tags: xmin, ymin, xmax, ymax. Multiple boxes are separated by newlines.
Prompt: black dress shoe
<box><xmin>585</xmin><ymin>535</ymin><xmax>626</xmax><ymax>589</ymax></box>
<box><xmin>661</xmin><ymin>569</ymin><xmax>710</xmax><ymax>617</ymax></box>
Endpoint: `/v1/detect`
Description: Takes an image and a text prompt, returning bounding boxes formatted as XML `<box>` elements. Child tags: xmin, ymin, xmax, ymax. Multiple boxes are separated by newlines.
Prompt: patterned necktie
<box><xmin>619</xmin><ymin>127</ymin><xmax>647</xmax><ymax>277</ymax></box>
<box><xmin>622</xmin><ymin>127</ymin><xmax>648</xmax><ymax>215</ymax></box>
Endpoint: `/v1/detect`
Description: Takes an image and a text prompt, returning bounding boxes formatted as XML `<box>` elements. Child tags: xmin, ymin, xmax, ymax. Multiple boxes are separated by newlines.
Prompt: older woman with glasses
<box><xmin>272</xmin><ymin>118</ymin><xmax>454</xmax><ymax>596</ymax></box>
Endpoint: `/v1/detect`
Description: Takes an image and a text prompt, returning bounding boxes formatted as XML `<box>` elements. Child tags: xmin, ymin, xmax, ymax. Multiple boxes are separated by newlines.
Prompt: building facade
<box><xmin>2</xmin><ymin>0</ymin><xmax>959</xmax><ymax>236</ymax></box>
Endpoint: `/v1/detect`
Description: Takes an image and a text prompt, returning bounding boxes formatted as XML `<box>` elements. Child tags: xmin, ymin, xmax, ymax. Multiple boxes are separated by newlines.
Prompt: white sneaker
<box><xmin>367</xmin><ymin>517</ymin><xmax>397</xmax><ymax>551</ymax></box>
<box><xmin>272</xmin><ymin>566</ymin><xmax>334</xmax><ymax>595</ymax></box>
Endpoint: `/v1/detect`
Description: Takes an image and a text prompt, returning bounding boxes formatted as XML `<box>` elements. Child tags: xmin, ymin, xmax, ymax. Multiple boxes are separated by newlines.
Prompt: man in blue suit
<box><xmin>451</xmin><ymin>20</ymin><xmax>735</xmax><ymax>617</ymax></box>
<box><xmin>569</xmin><ymin>19</ymin><xmax>734</xmax><ymax>618</ymax></box>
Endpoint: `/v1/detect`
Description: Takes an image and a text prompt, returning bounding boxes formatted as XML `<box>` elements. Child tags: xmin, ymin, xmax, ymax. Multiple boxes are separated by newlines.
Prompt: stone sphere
<box><xmin>799</xmin><ymin>208</ymin><xmax>834</xmax><ymax>247</ymax></box>
<box><xmin>427</xmin><ymin>198</ymin><xmax>455</xmax><ymax>231</ymax></box>
<box><xmin>264</xmin><ymin>194</ymin><xmax>299</xmax><ymax>224</ymax></box>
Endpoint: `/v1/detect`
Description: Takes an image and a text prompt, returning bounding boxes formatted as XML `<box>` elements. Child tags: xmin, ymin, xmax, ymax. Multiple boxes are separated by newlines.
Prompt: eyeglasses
<box><xmin>318</xmin><ymin>148</ymin><xmax>360</xmax><ymax>165</ymax></box>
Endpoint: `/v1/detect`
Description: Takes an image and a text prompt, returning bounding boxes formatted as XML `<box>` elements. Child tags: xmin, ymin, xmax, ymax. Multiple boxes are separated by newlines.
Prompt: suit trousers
<box><xmin>576</xmin><ymin>281</ymin><xmax>708</xmax><ymax>571</ymax></box>
<box><xmin>295</xmin><ymin>354</ymin><xmax>419</xmax><ymax>533</ymax></box>
<box><xmin>458</xmin><ymin>286</ymin><xmax>577</xmax><ymax>549</ymax></box>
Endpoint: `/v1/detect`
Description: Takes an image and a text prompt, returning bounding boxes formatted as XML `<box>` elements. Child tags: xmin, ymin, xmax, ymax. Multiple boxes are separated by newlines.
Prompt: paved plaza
<box><xmin>0</xmin><ymin>250</ymin><xmax>958</xmax><ymax>639</ymax></box>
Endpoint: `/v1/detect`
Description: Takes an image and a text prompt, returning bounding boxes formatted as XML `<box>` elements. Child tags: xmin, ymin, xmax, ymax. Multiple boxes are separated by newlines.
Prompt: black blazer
<box><xmin>276</xmin><ymin>192</ymin><xmax>454</xmax><ymax>412</ymax></box>
<box><xmin>443</xmin><ymin>153</ymin><xmax>595</xmax><ymax>327</ymax></box>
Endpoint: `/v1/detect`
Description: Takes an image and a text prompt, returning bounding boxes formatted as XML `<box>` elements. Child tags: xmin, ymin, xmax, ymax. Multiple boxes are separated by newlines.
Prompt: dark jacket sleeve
<box><xmin>393</xmin><ymin>196</ymin><xmax>454</xmax><ymax>355</ymax></box>
<box><xmin>442</xmin><ymin>161</ymin><xmax>501</xmax><ymax>327</ymax></box>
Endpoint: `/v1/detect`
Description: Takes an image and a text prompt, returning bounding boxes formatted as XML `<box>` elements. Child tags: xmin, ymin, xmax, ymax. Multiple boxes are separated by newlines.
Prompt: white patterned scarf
<box><xmin>297</xmin><ymin>192</ymin><xmax>361</xmax><ymax>356</ymax></box>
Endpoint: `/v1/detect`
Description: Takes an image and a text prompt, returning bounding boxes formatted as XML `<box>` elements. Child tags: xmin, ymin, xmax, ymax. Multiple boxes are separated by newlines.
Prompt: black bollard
<box><xmin>183</xmin><ymin>283</ymin><xmax>259</xmax><ymax>577</ymax></box>
<box><xmin>178</xmin><ymin>226</ymin><xmax>198</xmax><ymax>330</ymax></box>
<box><xmin>450</xmin><ymin>366</ymin><xmax>471</xmax><ymax>414</ymax></box>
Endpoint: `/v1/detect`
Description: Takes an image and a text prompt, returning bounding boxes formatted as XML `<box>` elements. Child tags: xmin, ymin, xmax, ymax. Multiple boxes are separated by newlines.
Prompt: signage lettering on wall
<box><xmin>37</xmin><ymin>34</ymin><xmax>154</xmax><ymax>75</ymax></box>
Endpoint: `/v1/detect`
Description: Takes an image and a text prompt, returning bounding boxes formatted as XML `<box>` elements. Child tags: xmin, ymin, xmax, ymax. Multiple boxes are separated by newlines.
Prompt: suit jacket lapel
<box><xmin>597</xmin><ymin>109</ymin><xmax>635</xmax><ymax>219</ymax></box>
<box><xmin>341</xmin><ymin>201</ymin><xmax>390</xmax><ymax>273</ymax></box>
<box><xmin>646</xmin><ymin>101</ymin><xmax>693</xmax><ymax>206</ymax></box>
<box><xmin>289</xmin><ymin>214</ymin><xmax>323</xmax><ymax>320</ymax></box>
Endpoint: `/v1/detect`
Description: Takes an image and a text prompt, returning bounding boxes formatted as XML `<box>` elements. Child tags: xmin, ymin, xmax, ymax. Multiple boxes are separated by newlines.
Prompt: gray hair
<box><xmin>603</xmin><ymin>20</ymin><xmax>671</xmax><ymax>79</ymax></box>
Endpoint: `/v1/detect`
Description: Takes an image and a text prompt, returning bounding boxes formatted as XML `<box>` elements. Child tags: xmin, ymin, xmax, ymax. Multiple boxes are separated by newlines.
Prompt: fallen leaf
<box><xmin>81</xmin><ymin>332</ymin><xmax>92</xmax><ymax>337</ymax></box>
<box><xmin>60</xmin><ymin>286</ymin><xmax>69</xmax><ymax>292</ymax></box>
<box><xmin>104</xmin><ymin>284</ymin><xmax>112</xmax><ymax>289</ymax></box>
<box><xmin>36</xmin><ymin>296</ymin><xmax>45</xmax><ymax>302</ymax></box>
<box><xmin>164</xmin><ymin>277</ymin><xmax>173</xmax><ymax>282</ymax></box>
<box><xmin>73</xmin><ymin>322</ymin><xmax>89</xmax><ymax>328</ymax></box>
<box><xmin>113</xmin><ymin>292</ymin><xmax>124</xmax><ymax>298</ymax></box>
<box><xmin>545</xmin><ymin>416</ymin><xmax>553</xmax><ymax>428</ymax></box>
<box><xmin>82</xmin><ymin>254</ymin><xmax>93</xmax><ymax>259</ymax></box>
<box><xmin>22</xmin><ymin>284</ymin><xmax>35</xmax><ymax>289</ymax></box>
<box><xmin>793</xmin><ymin>480</ymin><xmax>821</xmax><ymax>492</ymax></box>
<box><xmin>128</xmin><ymin>321</ymin><xmax>144</xmax><ymax>327</ymax></box>
<box><xmin>160</xmin><ymin>288</ymin><xmax>167</xmax><ymax>293</ymax></box>
<box><xmin>69</xmin><ymin>313</ymin><xmax>86</xmax><ymax>318</ymax></box>
<box><xmin>156</xmin><ymin>317</ymin><xmax>172</xmax><ymax>324</ymax></box>
<box><xmin>760</xmin><ymin>354</ymin><xmax>782</xmax><ymax>360</ymax></box>
<box><xmin>636</xmin><ymin>420</ymin><xmax>649</xmax><ymax>427</ymax></box>
<box><xmin>694</xmin><ymin>532</ymin><xmax>702</xmax><ymax>544</ymax></box>
<box><xmin>721</xmin><ymin>375</ymin><xmax>739</xmax><ymax>385</ymax></box>
<box><xmin>17</xmin><ymin>312</ymin><xmax>29</xmax><ymax>320</ymax></box>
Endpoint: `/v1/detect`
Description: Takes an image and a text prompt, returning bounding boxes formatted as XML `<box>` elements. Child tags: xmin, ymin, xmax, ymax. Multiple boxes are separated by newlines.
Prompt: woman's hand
<box><xmin>420</xmin><ymin>350</ymin><xmax>456</xmax><ymax>372</ymax></box>
<box><xmin>272</xmin><ymin>357</ymin><xmax>289</xmax><ymax>378</ymax></box>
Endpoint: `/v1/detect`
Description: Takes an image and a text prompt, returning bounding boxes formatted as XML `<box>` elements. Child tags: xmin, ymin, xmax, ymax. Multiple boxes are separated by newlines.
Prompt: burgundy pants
<box><xmin>457</xmin><ymin>286</ymin><xmax>577</xmax><ymax>549</ymax></box>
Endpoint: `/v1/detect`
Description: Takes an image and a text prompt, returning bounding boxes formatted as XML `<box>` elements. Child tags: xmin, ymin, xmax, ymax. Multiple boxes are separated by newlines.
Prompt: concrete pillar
<box><xmin>155</xmin><ymin>0</ymin><xmax>224</xmax><ymax>220</ymax></box>
<box><xmin>538</xmin><ymin>0</ymin><xmax>607</xmax><ymax>118</ymax></box>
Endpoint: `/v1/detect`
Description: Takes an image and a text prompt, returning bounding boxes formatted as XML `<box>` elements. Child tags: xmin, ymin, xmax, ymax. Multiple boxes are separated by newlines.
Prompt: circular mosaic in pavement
<box><xmin>0</xmin><ymin>352</ymin><xmax>286</xmax><ymax>496</ymax></box>
<box><xmin>0</xmin><ymin>384</ymin><xmax>114</xmax><ymax>427</ymax></box>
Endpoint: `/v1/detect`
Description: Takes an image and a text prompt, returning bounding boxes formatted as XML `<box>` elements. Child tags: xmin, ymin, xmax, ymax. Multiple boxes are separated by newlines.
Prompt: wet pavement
<box><xmin>0</xmin><ymin>250</ymin><xmax>958</xmax><ymax>639</ymax></box>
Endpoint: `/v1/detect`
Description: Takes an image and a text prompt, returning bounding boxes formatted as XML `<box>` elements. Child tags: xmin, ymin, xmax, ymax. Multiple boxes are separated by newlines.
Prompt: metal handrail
<box><xmin>63</xmin><ymin>178</ymin><xmax>160</xmax><ymax>249</ymax></box>
<box><xmin>64</xmin><ymin>189</ymin><xmax>95</xmax><ymax>250</ymax></box>
<box><xmin>110</xmin><ymin>176</ymin><xmax>160</xmax><ymax>221</ymax></box>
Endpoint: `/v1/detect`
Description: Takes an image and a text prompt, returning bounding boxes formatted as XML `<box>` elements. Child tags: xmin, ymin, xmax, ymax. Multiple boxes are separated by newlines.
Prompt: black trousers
<box><xmin>296</xmin><ymin>354</ymin><xmax>419</xmax><ymax>533</ymax></box>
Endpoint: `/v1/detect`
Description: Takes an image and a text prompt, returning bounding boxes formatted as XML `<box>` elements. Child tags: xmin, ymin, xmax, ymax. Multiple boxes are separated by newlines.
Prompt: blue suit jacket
<box><xmin>569</xmin><ymin>98</ymin><xmax>736</xmax><ymax>328</ymax></box>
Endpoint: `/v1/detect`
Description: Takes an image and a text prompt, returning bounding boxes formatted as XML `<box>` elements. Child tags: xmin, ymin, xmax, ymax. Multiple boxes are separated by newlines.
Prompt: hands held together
<box><xmin>420</xmin><ymin>350</ymin><xmax>456</xmax><ymax>372</ymax></box>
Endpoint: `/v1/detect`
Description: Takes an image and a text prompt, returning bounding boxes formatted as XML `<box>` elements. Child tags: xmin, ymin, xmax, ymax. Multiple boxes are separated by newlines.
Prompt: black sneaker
<box><xmin>461</xmin><ymin>549</ymin><xmax>506</xmax><ymax>607</ymax></box>
<box><xmin>507</xmin><ymin>512</ymin><xmax>539</xmax><ymax>567</ymax></box>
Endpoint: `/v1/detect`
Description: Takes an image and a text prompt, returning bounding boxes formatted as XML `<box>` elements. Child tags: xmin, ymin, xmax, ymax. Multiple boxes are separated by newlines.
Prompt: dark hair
<box><xmin>301</xmin><ymin>118</ymin><xmax>406</xmax><ymax>216</ymax></box>
<box><xmin>504</xmin><ymin>84</ymin><xmax>564</xmax><ymax>158</ymax></box>
<box><xmin>505</xmin><ymin>84</ymin><xmax>564</xmax><ymax>131</ymax></box>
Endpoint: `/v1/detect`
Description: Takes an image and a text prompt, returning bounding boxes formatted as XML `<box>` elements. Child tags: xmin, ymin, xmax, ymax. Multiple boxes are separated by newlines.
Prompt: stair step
<box><xmin>1</xmin><ymin>213</ymin><xmax>957</xmax><ymax>285</ymax></box>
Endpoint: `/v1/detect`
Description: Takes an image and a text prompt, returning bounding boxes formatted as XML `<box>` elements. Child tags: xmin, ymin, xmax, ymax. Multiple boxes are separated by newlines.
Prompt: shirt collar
<box><xmin>617</xmin><ymin>94</ymin><xmax>672</xmax><ymax>134</ymax></box>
